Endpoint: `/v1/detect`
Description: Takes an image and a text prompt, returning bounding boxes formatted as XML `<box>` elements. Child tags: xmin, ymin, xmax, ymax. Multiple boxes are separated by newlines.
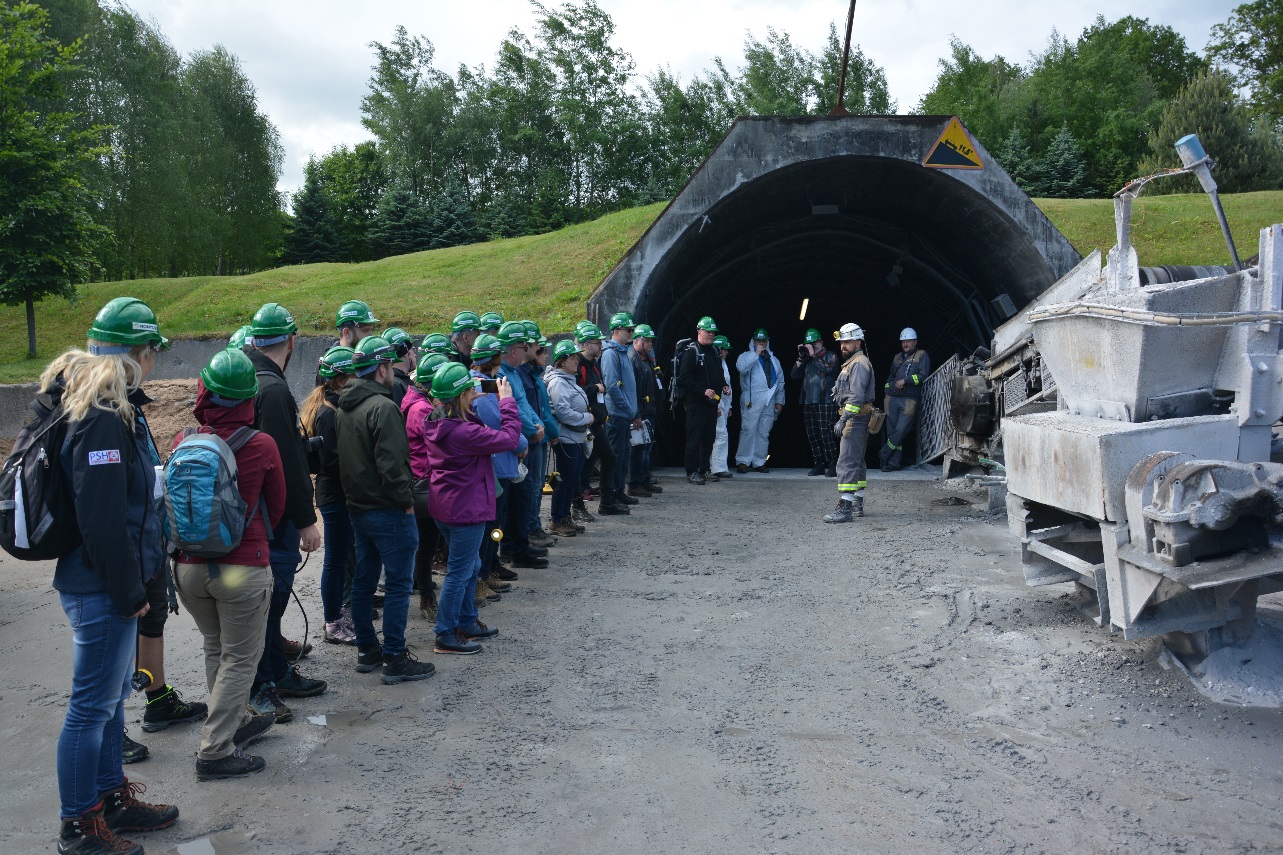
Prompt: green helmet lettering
<box><xmin>479</xmin><ymin>311</ymin><xmax>504</xmax><ymax>330</ymax></box>
<box><xmin>633</xmin><ymin>323</ymin><xmax>655</xmax><ymax>339</ymax></box>
<box><xmin>497</xmin><ymin>321</ymin><xmax>529</xmax><ymax>348</ymax></box>
<box><xmin>87</xmin><ymin>297</ymin><xmax>169</xmax><ymax>351</ymax></box>
<box><xmin>250</xmin><ymin>302</ymin><xmax>298</xmax><ymax>345</ymax></box>
<box><xmin>451</xmin><ymin>311</ymin><xmax>481</xmax><ymax>333</ymax></box>
<box><xmin>804</xmin><ymin>328</ymin><xmax>822</xmax><ymax>344</ymax></box>
<box><xmin>382</xmin><ymin>327</ymin><xmax>413</xmax><ymax>357</ymax></box>
<box><xmin>414</xmin><ymin>353</ymin><xmax>451</xmax><ymax>386</ymax></box>
<box><xmin>576</xmin><ymin>322</ymin><xmax>603</xmax><ymax>343</ymax></box>
<box><xmin>553</xmin><ymin>339</ymin><xmax>579</xmax><ymax>361</ymax></box>
<box><xmin>336</xmin><ymin>300</ymin><xmax>378</xmax><ymax>328</ymax></box>
<box><xmin>351</xmin><ymin>335</ymin><xmax>396</xmax><ymax>375</ymax></box>
<box><xmin>713</xmin><ymin>335</ymin><xmax>731</xmax><ymax>350</ymax></box>
<box><xmin>201</xmin><ymin>348</ymin><xmax>258</xmax><ymax>400</ymax></box>
<box><xmin>470</xmin><ymin>334</ymin><xmax>502</xmax><ymax>362</ymax></box>
<box><xmin>608</xmin><ymin>311</ymin><xmax>636</xmax><ymax>330</ymax></box>
<box><xmin>318</xmin><ymin>346</ymin><xmax>356</xmax><ymax>379</ymax></box>
<box><xmin>419</xmin><ymin>333</ymin><xmax>452</xmax><ymax>356</ymax></box>
<box><xmin>431</xmin><ymin>362</ymin><xmax>479</xmax><ymax>400</ymax></box>
<box><xmin>696</xmin><ymin>316</ymin><xmax>718</xmax><ymax>332</ymax></box>
<box><xmin>227</xmin><ymin>325</ymin><xmax>252</xmax><ymax>351</ymax></box>
<box><xmin>752</xmin><ymin>328</ymin><xmax>769</xmax><ymax>341</ymax></box>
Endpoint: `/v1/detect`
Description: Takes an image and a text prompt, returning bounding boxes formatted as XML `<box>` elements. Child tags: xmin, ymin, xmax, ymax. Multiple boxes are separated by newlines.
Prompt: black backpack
<box><xmin>669</xmin><ymin>338</ymin><xmax>694</xmax><ymax>408</ymax></box>
<box><xmin>0</xmin><ymin>395</ymin><xmax>81</xmax><ymax>560</ymax></box>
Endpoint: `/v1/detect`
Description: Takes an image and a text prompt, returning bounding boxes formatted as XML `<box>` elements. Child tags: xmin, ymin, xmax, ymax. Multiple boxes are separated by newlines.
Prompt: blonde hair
<box><xmin>300</xmin><ymin>376</ymin><xmax>347</xmax><ymax>436</ymax></box>
<box><xmin>40</xmin><ymin>343</ymin><xmax>148</xmax><ymax>425</ymax></box>
<box><xmin>432</xmin><ymin>389</ymin><xmax>477</xmax><ymax>421</ymax></box>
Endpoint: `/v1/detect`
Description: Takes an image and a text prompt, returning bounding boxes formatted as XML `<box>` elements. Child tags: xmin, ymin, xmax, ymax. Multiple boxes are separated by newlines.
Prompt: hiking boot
<box><xmin>434</xmin><ymin>630</ymin><xmax>482</xmax><ymax>655</ymax></box>
<box><xmin>484</xmin><ymin>575</ymin><xmax>512</xmax><ymax>593</ymax></box>
<box><xmin>523</xmin><ymin>543</ymin><xmax>549</xmax><ymax>557</ymax></box>
<box><xmin>529</xmin><ymin>529</ymin><xmax>556</xmax><ymax>548</ymax></box>
<box><xmin>493</xmin><ymin>564</ymin><xmax>519</xmax><ymax>581</ymax></box>
<box><xmin>616</xmin><ymin>490</ymin><xmax>639</xmax><ymax>506</ymax></box>
<box><xmin>419</xmin><ymin>592</ymin><xmax>437</xmax><ymax>621</ymax></box>
<box><xmin>598</xmin><ymin>501</ymin><xmax>629</xmax><ymax>514</ymax></box>
<box><xmin>706</xmin><ymin>471</ymin><xmax>721</xmax><ymax>482</ymax></box>
<box><xmin>232</xmin><ymin>713</ymin><xmax>274</xmax><ymax>748</ymax></box>
<box><xmin>121</xmin><ymin>730</ymin><xmax>148</xmax><ymax>765</ymax></box>
<box><xmin>750</xmin><ymin>464</ymin><xmax>771</xmax><ymax>473</ymax></box>
<box><xmin>275</xmin><ymin>667</ymin><xmax>327</xmax><ymax>698</ymax></box>
<box><xmin>476</xmin><ymin>578</ymin><xmax>501</xmax><ymax>601</ymax></box>
<box><xmin>512</xmin><ymin>551</ymin><xmax>549</xmax><ymax>569</ymax></box>
<box><xmin>460</xmin><ymin>621</ymin><xmax>499</xmax><ymax>640</ymax></box>
<box><xmin>627</xmin><ymin>484</ymin><xmax>652</xmax><ymax>498</ymax></box>
<box><xmin>141</xmin><ymin>685</ymin><xmax>207</xmax><ymax>732</ymax></box>
<box><xmin>355</xmin><ymin>645</ymin><xmax>384</xmax><ymax>673</ymax></box>
<box><xmin>852</xmin><ymin>495</ymin><xmax>865</xmax><ymax>517</ymax></box>
<box><xmin>823</xmin><ymin>499</ymin><xmax>855</xmax><ymax>524</ymax></box>
<box><xmin>58</xmin><ymin>801</ymin><xmax>142</xmax><ymax>855</ymax></box>
<box><xmin>572</xmin><ymin>503</ymin><xmax>596</xmax><ymax>523</ymax></box>
<box><xmin>824</xmin><ymin>464</ymin><xmax>837</xmax><ymax>478</ymax></box>
<box><xmin>279</xmin><ymin>635</ymin><xmax>312</xmax><ymax>660</ymax></box>
<box><xmin>381</xmin><ymin>650</ymin><xmax>436</xmax><ymax>684</ymax></box>
<box><xmin>687</xmin><ymin>472</ymin><xmax>705</xmax><ymax>485</ymax></box>
<box><xmin>644</xmin><ymin>480</ymin><xmax>663</xmax><ymax>494</ymax></box>
<box><xmin>549</xmin><ymin>517</ymin><xmax>578</xmax><ymax>537</ymax></box>
<box><xmin>195</xmin><ymin>747</ymin><xmax>266</xmax><ymax>782</ymax></box>
<box><xmin>100</xmin><ymin>778</ymin><xmax>177</xmax><ymax>833</ymax></box>
<box><xmin>808</xmin><ymin>464</ymin><xmax>826</xmax><ymax>476</ymax></box>
<box><xmin>248</xmin><ymin>684</ymin><xmax>292</xmax><ymax>723</ymax></box>
<box><xmin>736</xmin><ymin>463</ymin><xmax>749</xmax><ymax>474</ymax></box>
<box><xmin>325</xmin><ymin>619</ymin><xmax>357</xmax><ymax>645</ymax></box>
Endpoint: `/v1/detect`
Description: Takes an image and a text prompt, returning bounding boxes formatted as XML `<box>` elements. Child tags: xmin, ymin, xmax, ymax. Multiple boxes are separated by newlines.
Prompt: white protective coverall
<box><xmin>734</xmin><ymin>339</ymin><xmax>785</xmax><ymax>468</ymax></box>
<box><xmin>709</xmin><ymin>354</ymin><xmax>733</xmax><ymax>474</ymax></box>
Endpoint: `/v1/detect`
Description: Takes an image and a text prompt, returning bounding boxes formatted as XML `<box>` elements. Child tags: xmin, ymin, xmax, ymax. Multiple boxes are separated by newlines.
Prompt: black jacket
<box><xmin>629</xmin><ymin>346</ymin><xmax>661</xmax><ymax>420</ymax></box>
<box><xmin>392</xmin><ymin>367</ymin><xmax>411</xmax><ymax>408</ymax></box>
<box><xmin>678</xmin><ymin>341</ymin><xmax>724</xmax><ymax>406</ymax></box>
<box><xmin>336</xmin><ymin>378</ymin><xmax>414</xmax><ymax>513</ymax></box>
<box><xmin>311</xmin><ymin>391</ymin><xmax>345</xmax><ymax>509</ymax></box>
<box><xmin>249</xmin><ymin>349</ymin><xmax>316</xmax><ymax>529</ymax></box>
<box><xmin>53</xmin><ymin>385</ymin><xmax>165</xmax><ymax>617</ymax></box>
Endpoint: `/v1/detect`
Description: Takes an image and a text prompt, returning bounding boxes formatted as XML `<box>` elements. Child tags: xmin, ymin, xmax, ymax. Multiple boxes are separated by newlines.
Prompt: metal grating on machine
<box><xmin>917</xmin><ymin>354</ymin><xmax>961</xmax><ymax>464</ymax></box>
<box><xmin>1003</xmin><ymin>371</ymin><xmax>1028</xmax><ymax>414</ymax></box>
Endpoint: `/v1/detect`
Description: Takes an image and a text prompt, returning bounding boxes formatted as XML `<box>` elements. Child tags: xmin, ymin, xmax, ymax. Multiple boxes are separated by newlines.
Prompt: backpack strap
<box><xmin>225</xmin><ymin>425</ymin><xmax>258</xmax><ymax>453</ymax></box>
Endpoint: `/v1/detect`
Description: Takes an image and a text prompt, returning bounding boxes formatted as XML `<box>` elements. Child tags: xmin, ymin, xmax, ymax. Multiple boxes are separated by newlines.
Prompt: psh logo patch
<box><xmin>88</xmin><ymin>450</ymin><xmax>122</xmax><ymax>465</ymax></box>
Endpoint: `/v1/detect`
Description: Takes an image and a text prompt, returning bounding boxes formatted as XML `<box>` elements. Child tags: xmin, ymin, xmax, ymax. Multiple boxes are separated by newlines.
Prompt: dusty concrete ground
<box><xmin>1</xmin><ymin>468</ymin><xmax>1281</xmax><ymax>855</ymax></box>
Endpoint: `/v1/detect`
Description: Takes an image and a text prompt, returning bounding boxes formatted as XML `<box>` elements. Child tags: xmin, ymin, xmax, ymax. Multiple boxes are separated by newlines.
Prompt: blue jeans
<box><xmin>605</xmin><ymin>415</ymin><xmax>632</xmax><ymax>494</ymax></box>
<box><xmin>526</xmin><ymin>440</ymin><xmax>548</xmax><ymax>533</ymax></box>
<box><xmin>552</xmin><ymin>441</ymin><xmax>584</xmax><ymax>521</ymax></box>
<box><xmin>318</xmin><ymin>502</ymin><xmax>353</xmax><ymax>624</ymax></box>
<box><xmin>434</xmin><ymin>521</ymin><xmax>485</xmax><ymax>636</ymax></box>
<box><xmin>57</xmin><ymin>592</ymin><xmax>136</xmax><ymax>818</ymax></box>
<box><xmin>350</xmin><ymin>508</ymin><xmax>418</xmax><ymax>656</ymax></box>
<box><xmin>629</xmin><ymin>440</ymin><xmax>652</xmax><ymax>487</ymax></box>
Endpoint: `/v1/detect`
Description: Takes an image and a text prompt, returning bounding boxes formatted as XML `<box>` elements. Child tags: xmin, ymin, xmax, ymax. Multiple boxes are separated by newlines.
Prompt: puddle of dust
<box><xmin>307</xmin><ymin>710</ymin><xmax>375</xmax><ymax>729</ymax></box>
<box><xmin>167</xmin><ymin>830</ymin><xmax>252</xmax><ymax>855</ymax></box>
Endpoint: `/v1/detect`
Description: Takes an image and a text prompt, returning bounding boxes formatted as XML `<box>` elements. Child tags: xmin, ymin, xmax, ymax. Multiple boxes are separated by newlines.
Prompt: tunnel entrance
<box><xmin>589</xmin><ymin>116</ymin><xmax>1081</xmax><ymax>468</ymax></box>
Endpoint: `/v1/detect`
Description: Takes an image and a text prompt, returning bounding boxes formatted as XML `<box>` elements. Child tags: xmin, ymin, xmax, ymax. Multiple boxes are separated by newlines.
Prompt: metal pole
<box><xmin>830</xmin><ymin>0</ymin><xmax>857</xmax><ymax>116</ymax></box>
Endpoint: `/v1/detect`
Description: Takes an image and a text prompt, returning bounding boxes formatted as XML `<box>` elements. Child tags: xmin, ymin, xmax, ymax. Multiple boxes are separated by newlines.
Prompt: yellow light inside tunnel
<box><xmin>799</xmin><ymin>298</ymin><xmax>809</xmax><ymax>321</ymax></box>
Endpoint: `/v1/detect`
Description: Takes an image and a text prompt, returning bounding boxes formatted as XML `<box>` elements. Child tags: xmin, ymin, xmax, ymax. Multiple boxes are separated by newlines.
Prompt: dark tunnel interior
<box><xmin>632</xmin><ymin>155</ymin><xmax>1068</xmax><ymax>468</ymax></box>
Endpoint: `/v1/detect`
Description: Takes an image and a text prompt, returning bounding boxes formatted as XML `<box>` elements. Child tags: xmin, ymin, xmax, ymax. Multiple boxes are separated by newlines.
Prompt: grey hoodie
<box><xmin>544</xmin><ymin>365</ymin><xmax>593</xmax><ymax>444</ymax></box>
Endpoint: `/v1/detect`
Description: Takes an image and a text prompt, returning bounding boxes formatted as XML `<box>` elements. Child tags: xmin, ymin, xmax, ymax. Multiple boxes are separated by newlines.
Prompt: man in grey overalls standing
<box><xmin>824</xmin><ymin>322</ymin><xmax>877</xmax><ymax>523</ymax></box>
<box><xmin>880</xmin><ymin>327</ymin><xmax>931</xmax><ymax>471</ymax></box>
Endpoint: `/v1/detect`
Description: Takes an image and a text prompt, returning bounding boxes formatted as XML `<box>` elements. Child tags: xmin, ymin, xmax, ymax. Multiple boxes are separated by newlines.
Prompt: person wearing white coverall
<box><xmin>734</xmin><ymin>328</ymin><xmax>785</xmax><ymax>472</ymax></box>
<box><xmin>709</xmin><ymin>336</ymin><xmax>734</xmax><ymax>477</ymax></box>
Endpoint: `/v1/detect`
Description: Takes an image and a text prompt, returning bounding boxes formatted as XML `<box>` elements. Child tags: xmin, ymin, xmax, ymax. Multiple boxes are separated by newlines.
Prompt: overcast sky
<box><xmin>124</xmin><ymin>0</ymin><xmax>1235</xmax><ymax>197</ymax></box>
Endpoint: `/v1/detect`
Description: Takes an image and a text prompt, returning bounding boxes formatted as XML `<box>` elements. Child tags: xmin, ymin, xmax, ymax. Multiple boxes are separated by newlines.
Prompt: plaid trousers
<box><xmin>803</xmin><ymin>402</ymin><xmax>839</xmax><ymax>467</ymax></box>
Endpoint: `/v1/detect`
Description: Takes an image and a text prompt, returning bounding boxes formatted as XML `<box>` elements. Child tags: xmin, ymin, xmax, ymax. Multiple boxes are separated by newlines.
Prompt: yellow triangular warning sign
<box><xmin>924</xmin><ymin>117</ymin><xmax>983</xmax><ymax>169</ymax></box>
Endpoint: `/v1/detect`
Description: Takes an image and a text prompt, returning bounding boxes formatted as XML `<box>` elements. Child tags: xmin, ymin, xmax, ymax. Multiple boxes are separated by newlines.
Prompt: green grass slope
<box><xmin>0</xmin><ymin>192</ymin><xmax>1278</xmax><ymax>383</ymax></box>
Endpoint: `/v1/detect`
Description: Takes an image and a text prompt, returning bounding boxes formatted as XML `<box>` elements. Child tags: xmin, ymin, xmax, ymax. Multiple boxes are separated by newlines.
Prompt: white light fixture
<box><xmin>799</xmin><ymin>298</ymin><xmax>809</xmax><ymax>321</ymax></box>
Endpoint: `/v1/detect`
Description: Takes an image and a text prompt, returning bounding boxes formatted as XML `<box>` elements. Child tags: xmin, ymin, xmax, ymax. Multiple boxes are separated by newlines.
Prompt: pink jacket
<box><xmin>400</xmin><ymin>385</ymin><xmax>434</xmax><ymax>480</ymax></box>
<box><xmin>422</xmin><ymin>397</ymin><xmax>521</xmax><ymax>525</ymax></box>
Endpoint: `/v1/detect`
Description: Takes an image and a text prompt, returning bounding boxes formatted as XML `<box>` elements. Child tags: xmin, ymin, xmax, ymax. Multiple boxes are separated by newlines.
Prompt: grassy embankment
<box><xmin>0</xmin><ymin>191</ymin><xmax>1278</xmax><ymax>383</ymax></box>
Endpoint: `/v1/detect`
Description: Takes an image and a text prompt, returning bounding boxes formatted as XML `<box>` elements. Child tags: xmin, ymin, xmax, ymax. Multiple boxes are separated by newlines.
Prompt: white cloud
<box><xmin>127</xmin><ymin>0</ymin><xmax>1237</xmax><ymax>196</ymax></box>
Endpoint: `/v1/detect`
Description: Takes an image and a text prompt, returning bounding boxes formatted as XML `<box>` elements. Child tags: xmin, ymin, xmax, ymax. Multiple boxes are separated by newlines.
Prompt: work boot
<box><xmin>247</xmin><ymin>683</ymin><xmax>292</xmax><ymax>723</ymax></box>
<box><xmin>750</xmin><ymin>464</ymin><xmax>771</xmax><ymax>473</ymax></box>
<box><xmin>476</xmin><ymin>578</ymin><xmax>501</xmax><ymax>601</ymax></box>
<box><xmin>493</xmin><ymin>564</ymin><xmax>519</xmax><ymax>581</ymax></box>
<box><xmin>616</xmin><ymin>489</ymin><xmax>639</xmax><ymax>506</ymax></box>
<box><xmin>419</xmin><ymin>592</ymin><xmax>437</xmax><ymax>621</ymax></box>
<box><xmin>459</xmin><ymin>620</ymin><xmax>499</xmax><ymax>640</ymax></box>
<box><xmin>141</xmin><ymin>685</ymin><xmax>207</xmax><ymax>732</ymax></box>
<box><xmin>736</xmin><ymin>463</ymin><xmax>749</xmax><ymax>474</ymax></box>
<box><xmin>852</xmin><ymin>495</ymin><xmax>865</xmax><ymax>517</ymax></box>
<box><xmin>100</xmin><ymin>778</ymin><xmax>177</xmax><ymax>833</ymax></box>
<box><xmin>232</xmin><ymin>713</ymin><xmax>274</xmax><ymax>749</ymax></box>
<box><xmin>434</xmin><ymin>629</ymin><xmax>482</xmax><ymax>655</ymax></box>
<box><xmin>823</xmin><ymin>499</ymin><xmax>855</xmax><ymax>524</ymax></box>
<box><xmin>275</xmin><ymin>667</ymin><xmax>327</xmax><ymax>698</ymax></box>
<box><xmin>644</xmin><ymin>480</ymin><xmax>663</xmax><ymax>494</ymax></box>
<box><xmin>355</xmin><ymin>645</ymin><xmax>384</xmax><ymax>673</ymax></box>
<box><xmin>278</xmin><ymin>635</ymin><xmax>312</xmax><ymax>660</ymax></box>
<box><xmin>598</xmin><ymin>500</ymin><xmax>629</xmax><ymax>514</ymax></box>
<box><xmin>523</xmin><ymin>543</ymin><xmax>549</xmax><ymax>558</ymax></box>
<box><xmin>808</xmin><ymin>465</ymin><xmax>826</xmax><ymax>476</ymax></box>
<box><xmin>549</xmin><ymin>517</ymin><xmax>578</xmax><ymax>538</ymax></box>
<box><xmin>120</xmin><ymin>730</ymin><xmax>148</xmax><ymax>765</ymax></box>
<box><xmin>58</xmin><ymin>801</ymin><xmax>142</xmax><ymax>855</ymax></box>
<box><xmin>381</xmin><ymin>651</ymin><xmax>436</xmax><ymax>684</ymax></box>
<box><xmin>484</xmin><ymin>575</ymin><xmax>512</xmax><ymax>593</ymax></box>
<box><xmin>512</xmin><ymin>551</ymin><xmax>549</xmax><ymax>568</ymax></box>
<box><xmin>572</xmin><ymin>502</ymin><xmax>596</xmax><ymax>523</ymax></box>
<box><xmin>195</xmin><ymin>747</ymin><xmax>266</xmax><ymax>782</ymax></box>
<box><xmin>627</xmin><ymin>484</ymin><xmax>652</xmax><ymax>498</ymax></box>
<box><xmin>824</xmin><ymin>464</ymin><xmax>837</xmax><ymax>478</ymax></box>
<box><xmin>687</xmin><ymin>472</ymin><xmax>705</xmax><ymax>485</ymax></box>
<box><xmin>529</xmin><ymin>529</ymin><xmax>557</xmax><ymax>548</ymax></box>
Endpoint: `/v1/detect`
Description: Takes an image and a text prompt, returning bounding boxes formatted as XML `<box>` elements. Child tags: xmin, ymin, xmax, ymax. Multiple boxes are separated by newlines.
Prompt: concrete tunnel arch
<box><xmin>588</xmin><ymin>116</ymin><xmax>1083</xmax><ymax>467</ymax></box>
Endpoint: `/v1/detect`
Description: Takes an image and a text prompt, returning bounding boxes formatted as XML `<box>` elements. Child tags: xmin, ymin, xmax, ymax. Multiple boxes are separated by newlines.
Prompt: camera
<box><xmin>305</xmin><ymin>435</ymin><xmax>325</xmax><ymax>452</ymax></box>
<box><xmin>797</xmin><ymin>343</ymin><xmax>810</xmax><ymax>357</ymax></box>
<box><xmin>479</xmin><ymin>378</ymin><xmax>500</xmax><ymax>394</ymax></box>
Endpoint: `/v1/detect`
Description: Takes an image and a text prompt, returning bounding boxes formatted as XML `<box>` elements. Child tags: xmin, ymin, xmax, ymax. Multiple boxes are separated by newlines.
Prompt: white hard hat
<box><xmin>900</xmin><ymin>328</ymin><xmax>918</xmax><ymax>340</ymax></box>
<box><xmin>835</xmin><ymin>322</ymin><xmax>865</xmax><ymax>342</ymax></box>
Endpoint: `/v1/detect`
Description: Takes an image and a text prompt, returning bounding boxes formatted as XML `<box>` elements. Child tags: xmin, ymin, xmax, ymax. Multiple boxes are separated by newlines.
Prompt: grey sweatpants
<box><xmin>836</xmin><ymin>413</ymin><xmax>871</xmax><ymax>492</ymax></box>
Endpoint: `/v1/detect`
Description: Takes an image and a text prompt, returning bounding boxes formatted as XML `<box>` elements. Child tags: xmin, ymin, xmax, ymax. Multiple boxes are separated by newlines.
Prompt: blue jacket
<box><xmin>498</xmin><ymin>361</ymin><xmax>543</xmax><ymax>440</ymax></box>
<box><xmin>53</xmin><ymin>386</ymin><xmax>165</xmax><ymax>618</ymax></box>
<box><xmin>472</xmin><ymin>370</ymin><xmax>528</xmax><ymax>480</ymax></box>
<box><xmin>521</xmin><ymin>362</ymin><xmax>559</xmax><ymax>441</ymax></box>
<box><xmin>600</xmin><ymin>339</ymin><xmax>638</xmax><ymax>419</ymax></box>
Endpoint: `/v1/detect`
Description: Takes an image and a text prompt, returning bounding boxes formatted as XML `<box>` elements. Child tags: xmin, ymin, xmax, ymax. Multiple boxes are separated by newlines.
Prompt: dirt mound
<box><xmin>142</xmin><ymin>379</ymin><xmax>199</xmax><ymax>457</ymax></box>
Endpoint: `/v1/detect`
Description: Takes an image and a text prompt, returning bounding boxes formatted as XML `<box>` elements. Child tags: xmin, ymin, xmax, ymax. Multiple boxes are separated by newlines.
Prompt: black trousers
<box><xmin>414</xmin><ymin>513</ymin><xmax>440</xmax><ymax>596</ymax></box>
<box><xmin>684</xmin><ymin>400</ymin><xmax>718</xmax><ymax>474</ymax></box>
<box><xmin>253</xmin><ymin>585</ymin><xmax>291</xmax><ymax>692</ymax></box>
<box><xmin>482</xmin><ymin>480</ymin><xmax>510</xmax><ymax>576</ymax></box>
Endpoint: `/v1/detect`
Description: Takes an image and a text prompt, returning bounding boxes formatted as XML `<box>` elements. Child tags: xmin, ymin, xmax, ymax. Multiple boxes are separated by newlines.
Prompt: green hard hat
<box><xmin>576</xmin><ymin>322</ymin><xmax>603</xmax><ymax>343</ymax></box>
<box><xmin>609</xmin><ymin>311</ymin><xmax>636</xmax><ymax>330</ymax></box>
<box><xmin>227</xmin><ymin>325</ymin><xmax>252</xmax><ymax>350</ymax></box>
<box><xmin>419</xmin><ymin>333</ymin><xmax>452</xmax><ymax>356</ymax></box>
<box><xmin>696</xmin><ymin>316</ymin><xmax>718</xmax><ymax>332</ymax></box>
<box><xmin>200</xmin><ymin>348</ymin><xmax>258</xmax><ymax>400</ymax></box>
<box><xmin>521</xmin><ymin>320</ymin><xmax>541</xmax><ymax>341</ymax></box>
<box><xmin>470</xmin><ymin>334</ymin><xmax>502</xmax><ymax>362</ymax></box>
<box><xmin>634</xmin><ymin>323</ymin><xmax>655</xmax><ymax>339</ymax></box>
<box><xmin>351</xmin><ymin>335</ymin><xmax>396</xmax><ymax>374</ymax></box>
<box><xmin>574</xmin><ymin>320</ymin><xmax>593</xmax><ymax>335</ymax></box>
<box><xmin>713</xmin><ymin>335</ymin><xmax>731</xmax><ymax>350</ymax></box>
<box><xmin>250</xmin><ymin>302</ymin><xmax>299</xmax><ymax>345</ymax></box>
<box><xmin>87</xmin><ymin>297</ymin><xmax>169</xmax><ymax>351</ymax></box>
<box><xmin>480</xmin><ymin>311</ymin><xmax>504</xmax><ymax>330</ymax></box>
<box><xmin>414</xmin><ymin>352</ymin><xmax>451</xmax><ymax>386</ymax></box>
<box><xmin>451</xmin><ymin>310</ymin><xmax>481</xmax><ymax>333</ymax></box>
<box><xmin>317</xmin><ymin>346</ymin><xmax>356</xmax><ymax>379</ymax></box>
<box><xmin>335</xmin><ymin>300</ymin><xmax>378</xmax><ymax>328</ymax></box>
<box><xmin>382</xmin><ymin>327</ymin><xmax>413</xmax><ymax>356</ymax></box>
<box><xmin>497</xmin><ymin>321</ymin><xmax>529</xmax><ymax>348</ymax></box>
<box><xmin>804</xmin><ymin>328</ymin><xmax>822</xmax><ymax>344</ymax></box>
<box><xmin>752</xmin><ymin>327</ymin><xmax>769</xmax><ymax>341</ymax></box>
<box><xmin>431</xmin><ymin>362</ymin><xmax>479</xmax><ymax>400</ymax></box>
<box><xmin>553</xmin><ymin>339</ymin><xmax>580</xmax><ymax>361</ymax></box>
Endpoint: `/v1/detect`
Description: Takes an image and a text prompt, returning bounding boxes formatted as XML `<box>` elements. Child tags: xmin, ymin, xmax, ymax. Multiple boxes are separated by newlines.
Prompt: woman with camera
<box><xmin>423</xmin><ymin>364</ymin><xmax>522</xmax><ymax>654</ymax></box>
<box><xmin>544</xmin><ymin>340</ymin><xmax>594</xmax><ymax>537</ymax></box>
<box><xmin>401</xmin><ymin>352</ymin><xmax>450</xmax><ymax>619</ymax></box>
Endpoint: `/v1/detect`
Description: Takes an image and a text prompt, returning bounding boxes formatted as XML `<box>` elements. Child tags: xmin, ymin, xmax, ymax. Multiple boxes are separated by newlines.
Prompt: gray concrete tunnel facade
<box><xmin>588</xmin><ymin>115</ymin><xmax>1082</xmax><ymax>466</ymax></box>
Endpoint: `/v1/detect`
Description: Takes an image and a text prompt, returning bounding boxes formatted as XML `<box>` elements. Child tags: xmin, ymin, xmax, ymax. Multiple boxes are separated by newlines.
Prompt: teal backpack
<box><xmin>163</xmin><ymin>427</ymin><xmax>264</xmax><ymax>558</ymax></box>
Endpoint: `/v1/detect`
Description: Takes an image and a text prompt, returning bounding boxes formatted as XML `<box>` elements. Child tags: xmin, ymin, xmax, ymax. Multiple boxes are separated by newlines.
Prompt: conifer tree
<box><xmin>281</xmin><ymin>163</ymin><xmax>341</xmax><ymax>264</ymax></box>
<box><xmin>369</xmin><ymin>180</ymin><xmax>434</xmax><ymax>257</ymax></box>
<box><xmin>428</xmin><ymin>178</ymin><xmax>482</xmax><ymax>249</ymax></box>
<box><xmin>996</xmin><ymin>127</ymin><xmax>1039</xmax><ymax>193</ymax></box>
<box><xmin>1037</xmin><ymin>126</ymin><xmax>1090</xmax><ymax>197</ymax></box>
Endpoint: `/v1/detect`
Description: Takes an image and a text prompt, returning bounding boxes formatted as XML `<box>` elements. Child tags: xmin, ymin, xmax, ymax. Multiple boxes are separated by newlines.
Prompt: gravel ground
<box><xmin>1</xmin><ymin>468</ymin><xmax>1281</xmax><ymax>855</ymax></box>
